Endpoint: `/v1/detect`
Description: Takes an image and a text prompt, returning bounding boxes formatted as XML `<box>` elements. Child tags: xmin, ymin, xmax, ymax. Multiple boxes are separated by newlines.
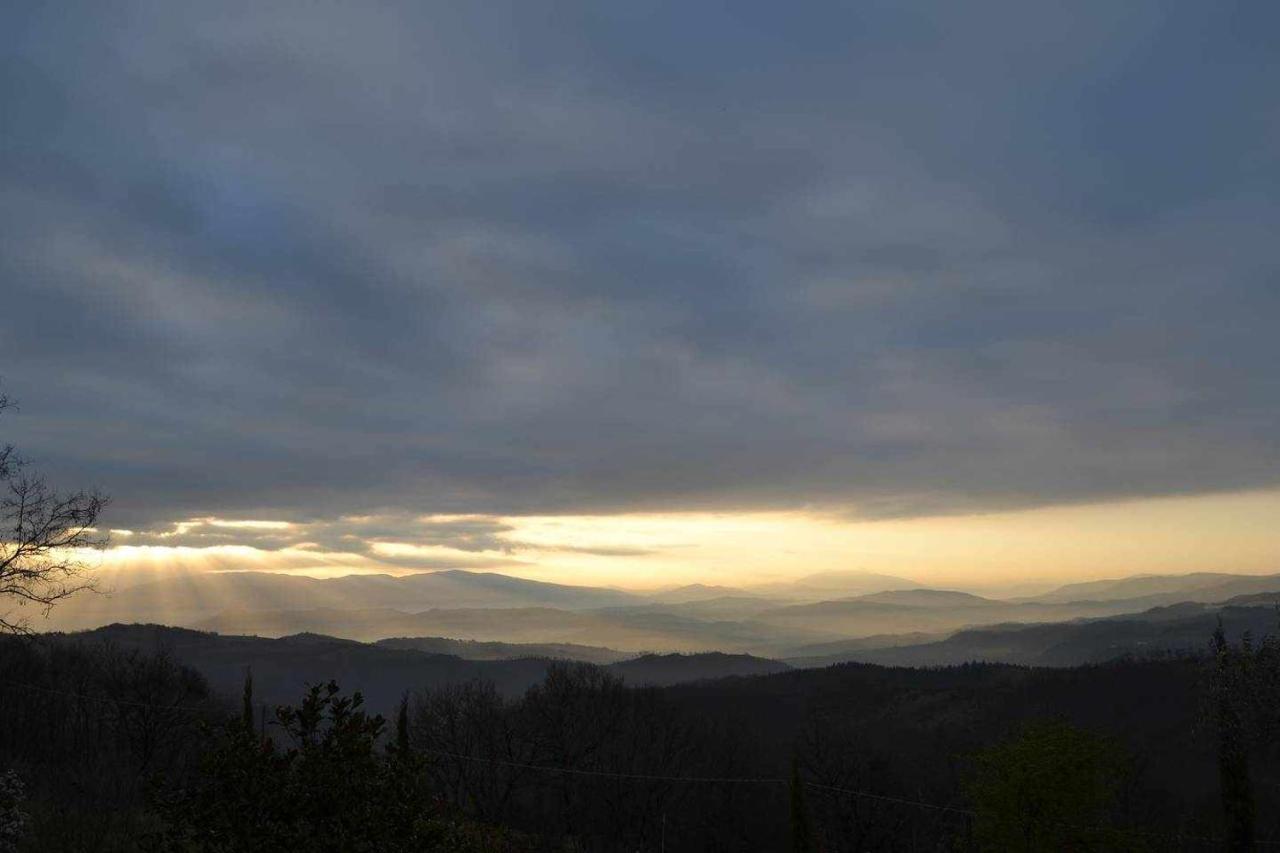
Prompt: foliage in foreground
<box><xmin>964</xmin><ymin>720</ymin><xmax>1142</xmax><ymax>852</ymax></box>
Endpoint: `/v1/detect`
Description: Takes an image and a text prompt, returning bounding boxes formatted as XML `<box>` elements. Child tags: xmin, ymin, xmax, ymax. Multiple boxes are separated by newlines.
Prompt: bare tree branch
<box><xmin>0</xmin><ymin>385</ymin><xmax>108</xmax><ymax>632</ymax></box>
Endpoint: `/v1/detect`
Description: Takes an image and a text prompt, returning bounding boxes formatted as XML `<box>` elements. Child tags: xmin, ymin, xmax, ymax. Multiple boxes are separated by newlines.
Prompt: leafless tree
<box><xmin>413</xmin><ymin>679</ymin><xmax>536</xmax><ymax>824</ymax></box>
<box><xmin>0</xmin><ymin>389</ymin><xmax>107</xmax><ymax>632</ymax></box>
<box><xmin>796</xmin><ymin>714</ymin><xmax>908</xmax><ymax>852</ymax></box>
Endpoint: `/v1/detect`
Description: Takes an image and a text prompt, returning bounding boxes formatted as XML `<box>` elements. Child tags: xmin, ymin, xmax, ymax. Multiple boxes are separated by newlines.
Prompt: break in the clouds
<box><xmin>2</xmin><ymin>1</ymin><xmax>1278</xmax><ymax>534</ymax></box>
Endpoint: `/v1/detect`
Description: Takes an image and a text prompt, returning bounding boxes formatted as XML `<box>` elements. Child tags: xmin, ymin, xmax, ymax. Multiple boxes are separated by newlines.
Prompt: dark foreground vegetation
<box><xmin>1</xmin><ymin>624</ymin><xmax>1279</xmax><ymax>851</ymax></box>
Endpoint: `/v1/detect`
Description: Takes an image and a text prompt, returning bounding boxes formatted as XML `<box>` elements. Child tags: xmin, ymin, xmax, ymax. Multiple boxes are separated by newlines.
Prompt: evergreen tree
<box><xmin>240</xmin><ymin>669</ymin><xmax>255</xmax><ymax>738</ymax></box>
<box><xmin>395</xmin><ymin>693</ymin><xmax>411</xmax><ymax>758</ymax></box>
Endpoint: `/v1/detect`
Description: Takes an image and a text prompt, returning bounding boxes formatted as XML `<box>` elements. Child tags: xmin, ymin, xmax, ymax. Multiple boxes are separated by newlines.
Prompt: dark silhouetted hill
<box><xmin>609</xmin><ymin>652</ymin><xmax>790</xmax><ymax>686</ymax></box>
<box><xmin>48</xmin><ymin>624</ymin><xmax>800</xmax><ymax>713</ymax></box>
<box><xmin>374</xmin><ymin>635</ymin><xmax>631</xmax><ymax>664</ymax></box>
<box><xmin>786</xmin><ymin>604</ymin><xmax>1280</xmax><ymax>667</ymax></box>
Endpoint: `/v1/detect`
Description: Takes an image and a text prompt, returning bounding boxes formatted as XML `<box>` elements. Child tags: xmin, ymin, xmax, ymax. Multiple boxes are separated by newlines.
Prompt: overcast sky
<box><xmin>3</xmin><ymin>2</ymin><xmax>1278</xmax><ymax>584</ymax></box>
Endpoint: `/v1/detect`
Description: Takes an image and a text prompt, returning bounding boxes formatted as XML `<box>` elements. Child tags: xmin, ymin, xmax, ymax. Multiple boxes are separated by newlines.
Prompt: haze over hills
<box><xmin>853</xmin><ymin>589</ymin><xmax>996</xmax><ymax>607</ymax></box>
<box><xmin>34</xmin><ymin>568</ymin><xmax>1280</xmax><ymax>661</ymax></box>
<box><xmin>47</xmin><ymin>569</ymin><xmax>645</xmax><ymax>630</ymax></box>
<box><xmin>99</xmin><ymin>599</ymin><xmax>1280</xmax><ymax>715</ymax></box>
<box><xmin>53</xmin><ymin>624</ymin><xmax>789</xmax><ymax>712</ymax></box>
<box><xmin>741</xmin><ymin>587</ymin><xmax>1218</xmax><ymax>642</ymax></box>
<box><xmin>42</xmin><ymin>593</ymin><xmax>1280</xmax><ymax>717</ymax></box>
<box><xmin>194</xmin><ymin>605</ymin><xmax>841</xmax><ymax>654</ymax></box>
<box><xmin>1022</xmin><ymin>572</ymin><xmax>1280</xmax><ymax>605</ymax></box>
<box><xmin>785</xmin><ymin>600</ymin><xmax>1280</xmax><ymax>668</ymax></box>
<box><xmin>750</xmin><ymin>570</ymin><xmax>925</xmax><ymax>599</ymax></box>
<box><xmin>42</xmin><ymin>567</ymin><xmax>922</xmax><ymax>637</ymax></box>
<box><xmin>644</xmin><ymin>584</ymin><xmax>761</xmax><ymax>604</ymax></box>
<box><xmin>45</xmin><ymin>567</ymin><xmax>900</xmax><ymax>631</ymax></box>
<box><xmin>30</xmin><ymin>567</ymin><xmax>1280</xmax><ymax>668</ymax></box>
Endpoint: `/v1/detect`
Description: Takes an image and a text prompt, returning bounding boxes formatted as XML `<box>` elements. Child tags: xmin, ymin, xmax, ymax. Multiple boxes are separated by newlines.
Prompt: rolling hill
<box><xmin>35</xmin><ymin>569</ymin><xmax>1280</xmax><ymax>667</ymax></box>
<box><xmin>609</xmin><ymin>652</ymin><xmax>790</xmax><ymax>686</ymax></box>
<box><xmin>373</xmin><ymin>636</ymin><xmax>631</xmax><ymax>664</ymax></box>
<box><xmin>1027</xmin><ymin>572</ymin><xmax>1280</xmax><ymax>605</ymax></box>
<box><xmin>785</xmin><ymin>603</ymin><xmax>1280</xmax><ymax>668</ymax></box>
<box><xmin>40</xmin><ymin>624</ymin><xmax>791</xmax><ymax>712</ymax></box>
<box><xmin>195</xmin><ymin>604</ymin><xmax>841</xmax><ymax>654</ymax></box>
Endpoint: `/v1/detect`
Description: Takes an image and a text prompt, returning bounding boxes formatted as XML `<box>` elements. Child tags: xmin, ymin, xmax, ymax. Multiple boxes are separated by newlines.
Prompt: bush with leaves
<box><xmin>964</xmin><ymin>720</ymin><xmax>1143</xmax><ymax>852</ymax></box>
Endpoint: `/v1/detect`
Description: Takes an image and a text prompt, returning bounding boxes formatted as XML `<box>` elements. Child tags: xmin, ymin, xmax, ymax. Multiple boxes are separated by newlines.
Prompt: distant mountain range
<box><xmin>193</xmin><ymin>604</ymin><xmax>838</xmax><ymax>653</ymax></box>
<box><xmin>36</xmin><ymin>567</ymin><xmax>1280</xmax><ymax>664</ymax></box>
<box><xmin>786</xmin><ymin>601</ymin><xmax>1280</xmax><ymax>668</ymax></box>
<box><xmin>36</xmin><ymin>589</ymin><xmax>1280</xmax><ymax>720</ymax></box>
<box><xmin>749</xmin><ymin>570</ymin><xmax>924</xmax><ymax>599</ymax></box>
<box><xmin>41</xmin><ymin>567</ymin><xmax>927</xmax><ymax>652</ymax></box>
<box><xmin>1019</xmin><ymin>572</ymin><xmax>1280</xmax><ymax>606</ymax></box>
<box><xmin>50</xmin><ymin>569</ymin><xmax>642</xmax><ymax>626</ymax></box>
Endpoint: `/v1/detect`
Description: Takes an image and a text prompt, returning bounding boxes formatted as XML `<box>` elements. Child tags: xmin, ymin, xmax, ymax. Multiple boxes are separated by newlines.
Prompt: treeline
<box><xmin>411</xmin><ymin>664</ymin><xmax>774</xmax><ymax>850</ymax></box>
<box><xmin>0</xmin><ymin>635</ymin><xmax>216</xmax><ymax>849</ymax></box>
<box><xmin>1</xmin><ymin>628</ymin><xmax>1279</xmax><ymax>851</ymax></box>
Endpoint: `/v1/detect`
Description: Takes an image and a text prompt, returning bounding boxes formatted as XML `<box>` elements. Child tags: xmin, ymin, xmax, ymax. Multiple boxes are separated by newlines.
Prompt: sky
<box><xmin>2</xmin><ymin>1</ymin><xmax>1278</xmax><ymax>592</ymax></box>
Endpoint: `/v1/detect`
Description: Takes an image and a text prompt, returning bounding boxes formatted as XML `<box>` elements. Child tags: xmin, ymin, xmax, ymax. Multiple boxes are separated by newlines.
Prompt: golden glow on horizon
<box><xmin>93</xmin><ymin>544</ymin><xmax>373</xmax><ymax>577</ymax></box>
<box><xmin>80</xmin><ymin>488</ymin><xmax>1280</xmax><ymax>592</ymax></box>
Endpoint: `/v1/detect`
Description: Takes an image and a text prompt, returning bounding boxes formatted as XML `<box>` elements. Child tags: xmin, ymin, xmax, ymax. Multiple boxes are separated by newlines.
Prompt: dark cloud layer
<box><xmin>2</xmin><ymin>1</ymin><xmax>1278</xmax><ymax>531</ymax></box>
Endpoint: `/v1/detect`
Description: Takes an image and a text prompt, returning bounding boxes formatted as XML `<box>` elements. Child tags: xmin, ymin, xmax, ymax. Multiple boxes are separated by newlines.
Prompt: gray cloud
<box><xmin>109</xmin><ymin>514</ymin><xmax>650</xmax><ymax>570</ymax></box>
<box><xmin>2</xmin><ymin>0</ymin><xmax>1278</xmax><ymax>530</ymax></box>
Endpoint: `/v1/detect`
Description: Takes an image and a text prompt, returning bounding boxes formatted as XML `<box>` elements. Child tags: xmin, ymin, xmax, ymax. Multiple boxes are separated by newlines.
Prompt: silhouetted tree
<box><xmin>97</xmin><ymin>644</ymin><xmax>211</xmax><ymax>773</ymax></box>
<box><xmin>394</xmin><ymin>693</ymin><xmax>411</xmax><ymax>758</ymax></box>
<box><xmin>796</xmin><ymin>714</ymin><xmax>907</xmax><ymax>852</ymax></box>
<box><xmin>0</xmin><ymin>389</ymin><xmax>107</xmax><ymax>632</ymax></box>
<box><xmin>240</xmin><ymin>670</ymin><xmax>255</xmax><ymax>738</ymax></box>
<box><xmin>414</xmin><ymin>679</ymin><xmax>534</xmax><ymax>826</ymax></box>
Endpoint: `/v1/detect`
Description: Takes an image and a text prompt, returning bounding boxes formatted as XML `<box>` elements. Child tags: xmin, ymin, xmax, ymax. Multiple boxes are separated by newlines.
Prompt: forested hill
<box><xmin>39</xmin><ymin>624</ymin><xmax>790</xmax><ymax>712</ymax></box>
<box><xmin>609</xmin><ymin>651</ymin><xmax>790</xmax><ymax>685</ymax></box>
